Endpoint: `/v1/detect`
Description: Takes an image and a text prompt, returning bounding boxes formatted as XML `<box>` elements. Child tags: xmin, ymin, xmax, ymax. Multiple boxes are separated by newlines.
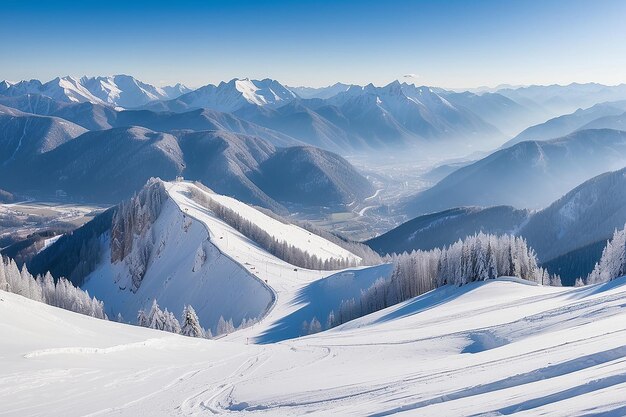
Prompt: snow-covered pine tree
<box><xmin>588</xmin><ymin>225</ymin><xmax>626</xmax><ymax>284</ymax></box>
<box><xmin>180</xmin><ymin>305</ymin><xmax>205</xmax><ymax>338</ymax></box>
<box><xmin>216</xmin><ymin>316</ymin><xmax>235</xmax><ymax>336</ymax></box>
<box><xmin>329</xmin><ymin>233</ymin><xmax>555</xmax><ymax>328</ymax></box>
<box><xmin>162</xmin><ymin>309</ymin><xmax>181</xmax><ymax>333</ymax></box>
<box><xmin>137</xmin><ymin>310</ymin><xmax>148</xmax><ymax>327</ymax></box>
<box><xmin>308</xmin><ymin>317</ymin><xmax>322</xmax><ymax>334</ymax></box>
<box><xmin>147</xmin><ymin>299</ymin><xmax>166</xmax><ymax>330</ymax></box>
<box><xmin>0</xmin><ymin>257</ymin><xmax>106</xmax><ymax>319</ymax></box>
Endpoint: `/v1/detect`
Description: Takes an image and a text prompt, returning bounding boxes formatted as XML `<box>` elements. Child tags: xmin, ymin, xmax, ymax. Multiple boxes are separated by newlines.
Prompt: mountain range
<box><xmin>370</xmin><ymin>166</ymin><xmax>626</xmax><ymax>283</ymax></box>
<box><xmin>502</xmin><ymin>100</ymin><xmax>626</xmax><ymax>148</ymax></box>
<box><xmin>403</xmin><ymin>128</ymin><xmax>626</xmax><ymax>216</ymax></box>
<box><xmin>0</xmin><ymin>75</ymin><xmax>565</xmax><ymax>153</ymax></box>
<box><xmin>0</xmin><ymin>75</ymin><xmax>190</xmax><ymax>108</ymax></box>
<box><xmin>5</xmin><ymin>76</ymin><xmax>626</xmax><ymax>155</ymax></box>
<box><xmin>0</xmin><ymin>107</ymin><xmax>372</xmax><ymax>210</ymax></box>
<box><xmin>497</xmin><ymin>82</ymin><xmax>626</xmax><ymax>117</ymax></box>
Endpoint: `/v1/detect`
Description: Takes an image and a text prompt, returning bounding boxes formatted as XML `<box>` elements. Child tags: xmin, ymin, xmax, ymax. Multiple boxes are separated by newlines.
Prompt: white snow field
<box><xmin>3</xmin><ymin>277</ymin><xmax>626</xmax><ymax>416</ymax></box>
<box><xmin>3</xmin><ymin>181</ymin><xmax>626</xmax><ymax>416</ymax></box>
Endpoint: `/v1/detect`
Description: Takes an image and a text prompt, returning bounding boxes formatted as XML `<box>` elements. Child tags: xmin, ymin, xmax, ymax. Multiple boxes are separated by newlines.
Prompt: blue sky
<box><xmin>2</xmin><ymin>0</ymin><xmax>625</xmax><ymax>88</ymax></box>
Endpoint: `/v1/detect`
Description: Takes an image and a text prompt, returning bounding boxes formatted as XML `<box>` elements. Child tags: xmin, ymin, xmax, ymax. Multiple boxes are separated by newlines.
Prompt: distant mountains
<box><xmin>0</xmin><ymin>108</ymin><xmax>372</xmax><ymax>210</ymax></box>
<box><xmin>0</xmin><ymin>75</ymin><xmax>190</xmax><ymax>108</ymax></box>
<box><xmin>5</xmin><ymin>76</ymin><xmax>626</xmax><ymax>153</ymax></box>
<box><xmin>146</xmin><ymin>78</ymin><xmax>297</xmax><ymax>113</ymax></box>
<box><xmin>287</xmin><ymin>83</ymin><xmax>351</xmax><ymax>99</ymax></box>
<box><xmin>369</xmin><ymin>166</ymin><xmax>626</xmax><ymax>284</ymax></box>
<box><xmin>146</xmin><ymin>79</ymin><xmax>509</xmax><ymax>152</ymax></box>
<box><xmin>502</xmin><ymin>100</ymin><xmax>626</xmax><ymax>148</ymax></box>
<box><xmin>521</xmin><ymin>166</ymin><xmax>626</xmax><ymax>263</ymax></box>
<box><xmin>0</xmin><ymin>105</ymin><xmax>86</xmax><ymax>166</ymax></box>
<box><xmin>0</xmin><ymin>94</ymin><xmax>300</xmax><ymax>147</ymax></box>
<box><xmin>497</xmin><ymin>83</ymin><xmax>626</xmax><ymax>117</ymax></box>
<box><xmin>367</xmin><ymin>206</ymin><xmax>529</xmax><ymax>255</ymax></box>
<box><xmin>403</xmin><ymin>129</ymin><xmax>626</xmax><ymax>215</ymax></box>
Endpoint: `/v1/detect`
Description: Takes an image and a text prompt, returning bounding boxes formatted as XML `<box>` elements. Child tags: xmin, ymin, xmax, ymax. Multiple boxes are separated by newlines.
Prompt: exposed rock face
<box><xmin>110</xmin><ymin>178</ymin><xmax>168</xmax><ymax>291</ymax></box>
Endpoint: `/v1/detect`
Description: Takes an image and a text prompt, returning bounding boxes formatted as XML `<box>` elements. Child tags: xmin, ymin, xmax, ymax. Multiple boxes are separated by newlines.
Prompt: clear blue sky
<box><xmin>2</xmin><ymin>0</ymin><xmax>625</xmax><ymax>88</ymax></box>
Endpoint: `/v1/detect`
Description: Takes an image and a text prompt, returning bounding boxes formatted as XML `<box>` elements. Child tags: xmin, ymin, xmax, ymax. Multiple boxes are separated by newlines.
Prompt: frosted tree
<box><xmin>588</xmin><ymin>225</ymin><xmax>626</xmax><ymax>284</ymax></box>
<box><xmin>162</xmin><ymin>309</ymin><xmax>181</xmax><ymax>333</ymax></box>
<box><xmin>181</xmin><ymin>305</ymin><xmax>205</xmax><ymax>338</ymax></box>
<box><xmin>137</xmin><ymin>310</ymin><xmax>148</xmax><ymax>327</ymax></box>
<box><xmin>329</xmin><ymin>233</ymin><xmax>556</xmax><ymax>328</ymax></box>
<box><xmin>0</xmin><ymin>260</ymin><xmax>6</xmax><ymax>292</ymax></box>
<box><xmin>326</xmin><ymin>310</ymin><xmax>336</xmax><ymax>329</ymax></box>
<box><xmin>308</xmin><ymin>317</ymin><xmax>322</xmax><ymax>334</ymax></box>
<box><xmin>147</xmin><ymin>299</ymin><xmax>166</xmax><ymax>330</ymax></box>
<box><xmin>216</xmin><ymin>316</ymin><xmax>235</xmax><ymax>336</ymax></box>
<box><xmin>0</xmin><ymin>257</ymin><xmax>106</xmax><ymax>319</ymax></box>
<box><xmin>111</xmin><ymin>178</ymin><xmax>167</xmax><ymax>292</ymax></box>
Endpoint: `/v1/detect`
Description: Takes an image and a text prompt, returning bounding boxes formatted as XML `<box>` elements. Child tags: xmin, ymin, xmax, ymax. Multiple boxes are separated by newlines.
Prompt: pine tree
<box><xmin>147</xmin><ymin>299</ymin><xmax>165</xmax><ymax>330</ymax></box>
<box><xmin>588</xmin><ymin>225</ymin><xmax>626</xmax><ymax>284</ymax></box>
<box><xmin>181</xmin><ymin>305</ymin><xmax>205</xmax><ymax>338</ymax></box>
<box><xmin>308</xmin><ymin>317</ymin><xmax>322</xmax><ymax>334</ymax></box>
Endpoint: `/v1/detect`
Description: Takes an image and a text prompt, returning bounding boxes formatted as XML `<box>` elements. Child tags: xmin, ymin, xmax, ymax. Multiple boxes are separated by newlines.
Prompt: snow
<box><xmin>82</xmin><ymin>196</ymin><xmax>273</xmax><ymax>333</ymax></box>
<box><xmin>4</xmin><ymin>180</ymin><xmax>626</xmax><ymax>415</ymax></box>
<box><xmin>165</xmin><ymin>181</ymin><xmax>376</xmax><ymax>341</ymax></box>
<box><xmin>1</xmin><ymin>75</ymin><xmax>189</xmax><ymax>108</ymax></box>
<box><xmin>37</xmin><ymin>234</ymin><xmax>62</xmax><ymax>254</ymax></box>
<box><xmin>172</xmin><ymin>183</ymin><xmax>361</xmax><ymax>264</ymax></box>
<box><xmin>80</xmin><ymin>181</ymin><xmax>365</xmax><ymax>334</ymax></box>
<box><xmin>3</xmin><ymin>275</ymin><xmax>626</xmax><ymax>415</ymax></box>
<box><xmin>183</xmin><ymin>78</ymin><xmax>296</xmax><ymax>112</ymax></box>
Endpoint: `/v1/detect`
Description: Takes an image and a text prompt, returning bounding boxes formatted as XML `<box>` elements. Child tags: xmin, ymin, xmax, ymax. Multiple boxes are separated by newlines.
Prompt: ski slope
<box><xmin>80</xmin><ymin>180</ymin><xmax>377</xmax><ymax>338</ymax></box>
<box><xmin>83</xmin><ymin>195</ymin><xmax>274</xmax><ymax>332</ymax></box>
<box><xmin>165</xmin><ymin>181</ymin><xmax>384</xmax><ymax>342</ymax></box>
<box><xmin>3</xmin><ymin>276</ymin><xmax>626</xmax><ymax>416</ymax></box>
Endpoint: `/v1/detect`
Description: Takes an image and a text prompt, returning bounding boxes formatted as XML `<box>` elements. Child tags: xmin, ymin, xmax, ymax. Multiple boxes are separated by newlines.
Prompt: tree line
<box><xmin>587</xmin><ymin>224</ymin><xmax>626</xmax><ymax>284</ymax></box>
<box><xmin>191</xmin><ymin>187</ymin><xmax>361</xmax><ymax>270</ymax></box>
<box><xmin>0</xmin><ymin>256</ymin><xmax>107</xmax><ymax>319</ymax></box>
<box><xmin>136</xmin><ymin>299</ymin><xmax>258</xmax><ymax>339</ymax></box>
<box><xmin>304</xmin><ymin>233</ymin><xmax>560</xmax><ymax>333</ymax></box>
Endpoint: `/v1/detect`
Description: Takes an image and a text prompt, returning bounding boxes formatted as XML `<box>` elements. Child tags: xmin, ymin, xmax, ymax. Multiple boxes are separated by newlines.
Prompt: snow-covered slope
<box><xmin>171</xmin><ymin>182</ymin><xmax>361</xmax><ymax>265</ymax></box>
<box><xmin>83</xmin><ymin>188</ymin><xmax>274</xmax><ymax>333</ymax></box>
<box><xmin>34</xmin><ymin>180</ymin><xmax>368</xmax><ymax>335</ymax></box>
<box><xmin>4</xmin><ymin>274</ymin><xmax>626</xmax><ymax>415</ymax></box>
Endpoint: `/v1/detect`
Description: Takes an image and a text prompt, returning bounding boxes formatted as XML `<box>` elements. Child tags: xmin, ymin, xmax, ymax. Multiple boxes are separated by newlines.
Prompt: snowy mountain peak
<box><xmin>0</xmin><ymin>75</ymin><xmax>190</xmax><ymax>108</ymax></box>
<box><xmin>168</xmin><ymin>78</ymin><xmax>297</xmax><ymax>112</ymax></box>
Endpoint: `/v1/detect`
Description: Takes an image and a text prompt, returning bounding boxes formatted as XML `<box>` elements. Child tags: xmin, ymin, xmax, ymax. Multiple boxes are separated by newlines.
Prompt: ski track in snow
<box><xmin>4</xmin><ymin>277</ymin><xmax>626</xmax><ymax>416</ymax></box>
